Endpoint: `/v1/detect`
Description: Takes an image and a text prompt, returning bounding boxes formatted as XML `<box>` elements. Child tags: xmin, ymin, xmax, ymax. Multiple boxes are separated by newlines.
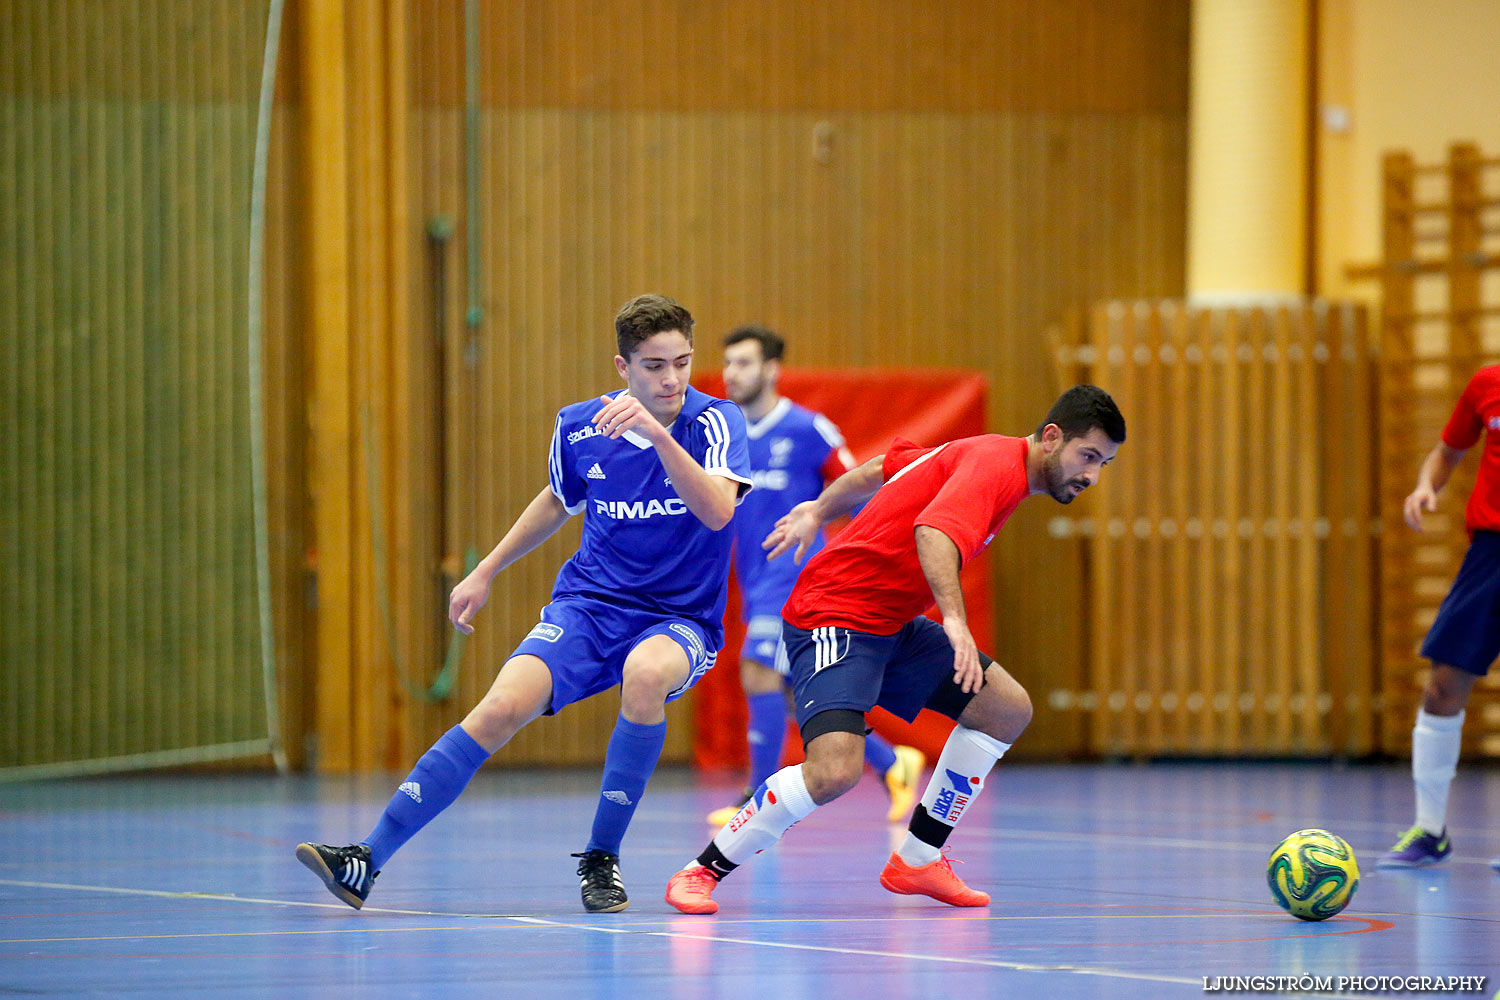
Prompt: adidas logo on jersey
<box><xmin>399</xmin><ymin>781</ymin><xmax>422</xmax><ymax>803</ymax></box>
<box><xmin>586</xmin><ymin>463</ymin><xmax>606</xmax><ymax>480</ymax></box>
<box><xmin>602</xmin><ymin>790</ymin><xmax>633</xmax><ymax>806</ymax></box>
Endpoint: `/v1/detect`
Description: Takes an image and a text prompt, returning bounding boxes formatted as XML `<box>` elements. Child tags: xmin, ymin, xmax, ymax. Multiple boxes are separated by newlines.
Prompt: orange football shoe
<box><xmin>665</xmin><ymin>864</ymin><xmax>722</xmax><ymax>914</ymax></box>
<box><xmin>878</xmin><ymin>850</ymin><xmax>990</xmax><ymax>907</ymax></box>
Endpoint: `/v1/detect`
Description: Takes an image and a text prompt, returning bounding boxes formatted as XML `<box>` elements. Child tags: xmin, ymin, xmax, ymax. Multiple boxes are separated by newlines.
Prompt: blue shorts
<box><xmin>509</xmin><ymin>597</ymin><xmax>717</xmax><ymax>714</ymax></box>
<box><xmin>1421</xmin><ymin>530</ymin><xmax>1500</xmax><ymax>676</ymax></box>
<box><xmin>779</xmin><ymin>617</ymin><xmax>979</xmax><ymax>734</ymax></box>
<box><xmin>740</xmin><ymin>578</ymin><xmax>795</xmax><ymax>670</ymax></box>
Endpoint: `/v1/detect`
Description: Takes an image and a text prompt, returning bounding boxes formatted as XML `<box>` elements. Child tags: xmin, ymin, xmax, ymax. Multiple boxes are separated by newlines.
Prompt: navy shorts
<box><xmin>1421</xmin><ymin>530</ymin><xmax>1500</xmax><ymax>676</ymax></box>
<box><xmin>509</xmin><ymin>596</ymin><xmax>717</xmax><ymax>714</ymax></box>
<box><xmin>778</xmin><ymin>616</ymin><xmax>980</xmax><ymax>736</ymax></box>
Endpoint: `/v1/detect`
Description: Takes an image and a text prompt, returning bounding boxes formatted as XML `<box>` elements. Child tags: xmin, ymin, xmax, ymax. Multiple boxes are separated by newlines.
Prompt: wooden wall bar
<box><xmin>1053</xmin><ymin>301</ymin><xmax>1378</xmax><ymax>756</ymax></box>
<box><xmin>1368</xmin><ymin>144</ymin><xmax>1500</xmax><ymax>757</ymax></box>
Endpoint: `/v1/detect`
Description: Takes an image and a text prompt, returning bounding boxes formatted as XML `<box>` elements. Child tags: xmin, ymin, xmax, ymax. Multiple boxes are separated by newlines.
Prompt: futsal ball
<box><xmin>1266</xmin><ymin>828</ymin><xmax>1360</xmax><ymax>921</ymax></box>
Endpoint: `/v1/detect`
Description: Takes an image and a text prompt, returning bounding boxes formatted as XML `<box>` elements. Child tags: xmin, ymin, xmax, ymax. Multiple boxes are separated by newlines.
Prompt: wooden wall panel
<box><xmin>408</xmin><ymin>0</ymin><xmax>1190</xmax><ymax>114</ymax></box>
<box><xmin>375</xmin><ymin>1</ymin><xmax>1191</xmax><ymax>768</ymax></box>
<box><xmin>2</xmin><ymin>0</ymin><xmax>275</xmax><ymax>776</ymax></box>
<box><xmin>258</xmin><ymin>0</ymin><xmax>1190</xmax><ymax>770</ymax></box>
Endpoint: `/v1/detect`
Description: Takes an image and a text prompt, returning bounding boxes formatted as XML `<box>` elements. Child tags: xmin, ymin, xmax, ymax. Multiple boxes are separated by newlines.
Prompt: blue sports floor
<box><xmin>2</xmin><ymin>761</ymin><xmax>1498</xmax><ymax>999</ymax></box>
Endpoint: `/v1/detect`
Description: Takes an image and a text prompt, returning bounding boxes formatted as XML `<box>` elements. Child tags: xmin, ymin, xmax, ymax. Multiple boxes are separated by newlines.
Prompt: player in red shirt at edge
<box><xmin>666</xmin><ymin>385</ymin><xmax>1126</xmax><ymax>913</ymax></box>
<box><xmin>1379</xmin><ymin>364</ymin><xmax>1500</xmax><ymax>873</ymax></box>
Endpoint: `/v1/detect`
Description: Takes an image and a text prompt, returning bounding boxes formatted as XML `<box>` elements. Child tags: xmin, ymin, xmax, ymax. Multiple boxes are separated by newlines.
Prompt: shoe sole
<box><xmin>296</xmin><ymin>843</ymin><xmax>365</xmax><ymax>910</ymax></box>
<box><xmin>665</xmin><ymin>886</ymin><xmax>718</xmax><ymax>914</ymax></box>
<box><xmin>666</xmin><ymin>898</ymin><xmax>718</xmax><ymax>914</ymax></box>
<box><xmin>582</xmin><ymin>898</ymin><xmax>630</xmax><ymax>913</ymax></box>
<box><xmin>880</xmin><ymin>868</ymin><xmax>989</xmax><ymax>907</ymax></box>
<box><xmin>1376</xmin><ymin>856</ymin><xmax>1450</xmax><ymax>869</ymax></box>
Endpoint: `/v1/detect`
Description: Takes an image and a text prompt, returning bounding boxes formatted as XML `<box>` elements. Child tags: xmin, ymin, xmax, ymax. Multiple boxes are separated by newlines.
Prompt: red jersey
<box><xmin>1440</xmin><ymin>364</ymin><xmax>1500</xmax><ymax>533</ymax></box>
<box><xmin>782</xmin><ymin>434</ymin><xmax>1031</xmax><ymax>634</ymax></box>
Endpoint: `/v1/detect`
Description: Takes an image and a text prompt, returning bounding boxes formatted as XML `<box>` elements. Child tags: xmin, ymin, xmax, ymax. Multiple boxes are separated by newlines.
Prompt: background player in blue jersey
<box><xmin>297</xmin><ymin>294</ymin><xmax>752</xmax><ymax>914</ymax></box>
<box><xmin>707</xmin><ymin>326</ymin><xmax>925</xmax><ymax>828</ymax></box>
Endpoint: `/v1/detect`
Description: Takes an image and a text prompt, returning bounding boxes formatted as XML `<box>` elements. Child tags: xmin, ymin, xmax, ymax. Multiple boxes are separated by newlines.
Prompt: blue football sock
<box><xmin>586</xmin><ymin>717</ymin><xmax>667</xmax><ymax>856</ymax></box>
<box><xmin>864</xmin><ymin>732</ymin><xmax>897</xmax><ymax>777</ymax></box>
<box><xmin>746</xmin><ymin>691</ymin><xmax>788</xmax><ymax>788</ymax></box>
<box><xmin>362</xmin><ymin>725</ymin><xmax>491</xmax><ymax>870</ymax></box>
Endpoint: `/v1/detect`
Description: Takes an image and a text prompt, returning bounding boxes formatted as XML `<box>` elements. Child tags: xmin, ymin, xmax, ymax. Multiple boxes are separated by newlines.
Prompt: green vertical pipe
<box><xmin>247</xmin><ymin>0</ymin><xmax>286</xmax><ymax>767</ymax></box>
<box><xmin>464</xmin><ymin>0</ymin><xmax>481</xmax><ymax>332</ymax></box>
<box><xmin>208</xmin><ymin>0</ymin><xmax>228</xmax><ymax>747</ymax></box>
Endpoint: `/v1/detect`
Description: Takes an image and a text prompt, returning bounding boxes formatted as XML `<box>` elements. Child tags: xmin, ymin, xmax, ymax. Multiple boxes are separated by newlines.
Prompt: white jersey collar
<box><xmin>745</xmin><ymin>397</ymin><xmax>791</xmax><ymax>440</ymax></box>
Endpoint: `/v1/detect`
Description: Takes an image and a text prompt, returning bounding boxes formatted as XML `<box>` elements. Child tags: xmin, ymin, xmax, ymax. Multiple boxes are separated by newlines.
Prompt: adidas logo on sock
<box><xmin>586</xmin><ymin>463</ymin><xmax>606</xmax><ymax>480</ymax></box>
<box><xmin>602</xmin><ymin>790</ymin><xmax>633</xmax><ymax>806</ymax></box>
<box><xmin>399</xmin><ymin>780</ymin><xmax>422</xmax><ymax>803</ymax></box>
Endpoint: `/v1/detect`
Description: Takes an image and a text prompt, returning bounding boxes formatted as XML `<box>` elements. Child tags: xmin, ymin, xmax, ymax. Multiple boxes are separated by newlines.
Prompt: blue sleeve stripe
<box><xmin>549</xmin><ymin>413</ymin><xmax>574</xmax><ymax>508</ymax></box>
<box><xmin>698</xmin><ymin>406</ymin><xmax>730</xmax><ymax>470</ymax></box>
<box><xmin>549</xmin><ymin>414</ymin><xmax>562</xmax><ymax>494</ymax></box>
<box><xmin>812</xmin><ymin>412</ymin><xmax>845</xmax><ymax>449</ymax></box>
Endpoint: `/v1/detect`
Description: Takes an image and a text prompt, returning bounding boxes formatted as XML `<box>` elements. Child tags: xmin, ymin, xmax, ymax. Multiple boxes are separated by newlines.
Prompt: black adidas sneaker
<box><xmin>572</xmin><ymin>849</ymin><xmax>629</xmax><ymax>913</ymax></box>
<box><xmin>296</xmin><ymin>842</ymin><xmax>379</xmax><ymax>910</ymax></box>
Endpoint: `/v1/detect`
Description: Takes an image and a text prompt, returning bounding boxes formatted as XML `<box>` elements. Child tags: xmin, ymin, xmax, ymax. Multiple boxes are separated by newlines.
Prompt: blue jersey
<box><xmin>547</xmin><ymin>385</ymin><xmax>752</xmax><ymax>649</ymax></box>
<box><xmin>731</xmin><ymin>398</ymin><xmax>852</xmax><ymax>605</ymax></box>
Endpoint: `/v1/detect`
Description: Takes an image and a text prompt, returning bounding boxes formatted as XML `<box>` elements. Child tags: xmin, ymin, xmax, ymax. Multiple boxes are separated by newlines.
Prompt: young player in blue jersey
<box><xmin>707</xmin><ymin>326</ymin><xmax>924</xmax><ymax>828</ymax></box>
<box><xmin>296</xmin><ymin>294</ymin><xmax>752</xmax><ymax>914</ymax></box>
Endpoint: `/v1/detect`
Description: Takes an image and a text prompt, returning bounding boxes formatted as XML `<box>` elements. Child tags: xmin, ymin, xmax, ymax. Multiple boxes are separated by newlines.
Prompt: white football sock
<box><xmin>898</xmin><ymin>724</ymin><xmax>1010</xmax><ymax>867</ymax></box>
<box><xmin>711</xmin><ymin>764</ymin><xmax>817</xmax><ymax>865</ymax></box>
<box><xmin>1412</xmin><ymin>708</ymin><xmax>1464</xmax><ymax>836</ymax></box>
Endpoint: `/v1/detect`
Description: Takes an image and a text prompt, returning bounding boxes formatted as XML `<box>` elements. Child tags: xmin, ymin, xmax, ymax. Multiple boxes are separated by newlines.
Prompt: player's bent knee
<box><xmin>621</xmin><ymin>657</ymin><xmax>686</xmax><ymax>702</ymax></box>
<box><xmin>800</xmin><ymin>728</ymin><xmax>864</xmax><ymax>804</ymax></box>
<box><xmin>463</xmin><ymin>693</ymin><xmax>536</xmax><ymax>749</ymax></box>
<box><xmin>1423</xmin><ymin>664</ymin><xmax>1477</xmax><ymax>715</ymax></box>
<box><xmin>960</xmin><ymin>672</ymin><xmax>1033</xmax><ymax>744</ymax></box>
<box><xmin>740</xmin><ymin>659</ymin><xmax>782</xmax><ymax>695</ymax></box>
<box><xmin>802</xmin><ymin>755</ymin><xmax>862</xmax><ymax>804</ymax></box>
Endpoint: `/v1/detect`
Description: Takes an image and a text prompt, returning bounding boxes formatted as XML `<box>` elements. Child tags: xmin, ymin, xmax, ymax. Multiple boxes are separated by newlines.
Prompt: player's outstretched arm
<box><xmin>915</xmin><ymin>525</ymin><xmax>982</xmax><ymax>694</ymax></box>
<box><xmin>1403</xmin><ymin>441</ymin><xmax>1467</xmax><ymax>531</ymax></box>
<box><xmin>450</xmin><ymin>486</ymin><xmax>572</xmax><ymax>633</ymax></box>
<box><xmin>763</xmin><ymin>455</ymin><xmax>885</xmax><ymax>562</ymax></box>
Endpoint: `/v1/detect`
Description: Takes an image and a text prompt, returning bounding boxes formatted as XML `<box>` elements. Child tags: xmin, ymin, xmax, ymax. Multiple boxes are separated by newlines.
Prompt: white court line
<box><xmin>0</xmin><ymin>879</ymin><xmax>523</xmax><ymax>918</ymax></box>
<box><xmin>0</xmin><ymin>877</ymin><xmax>1376</xmax><ymax>996</ymax></box>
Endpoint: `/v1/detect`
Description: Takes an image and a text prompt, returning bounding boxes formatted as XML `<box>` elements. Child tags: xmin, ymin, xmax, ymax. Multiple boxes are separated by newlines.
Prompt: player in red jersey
<box><xmin>666</xmin><ymin>385</ymin><xmax>1126</xmax><ymax>913</ymax></box>
<box><xmin>1379</xmin><ymin>365</ymin><xmax>1500</xmax><ymax>873</ymax></box>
